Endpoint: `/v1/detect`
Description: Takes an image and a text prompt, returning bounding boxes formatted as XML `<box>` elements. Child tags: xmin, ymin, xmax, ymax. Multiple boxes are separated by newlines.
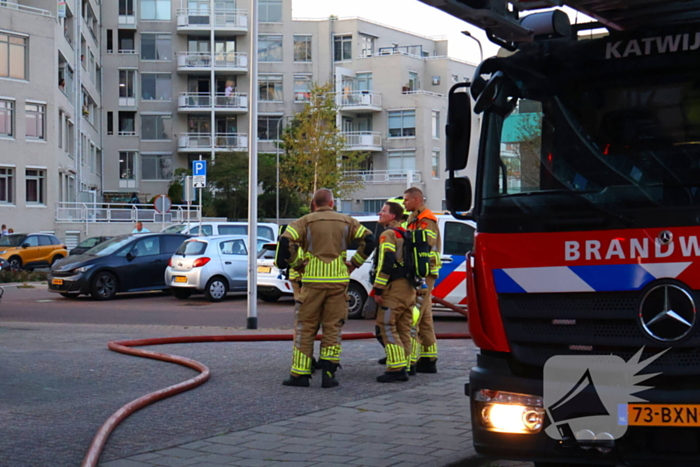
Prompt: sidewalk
<box><xmin>103</xmin><ymin>375</ymin><xmax>479</xmax><ymax>467</ymax></box>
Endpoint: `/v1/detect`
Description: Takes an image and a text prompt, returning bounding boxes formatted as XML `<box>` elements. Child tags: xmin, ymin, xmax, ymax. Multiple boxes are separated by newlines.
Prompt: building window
<box><xmin>141</xmin><ymin>0</ymin><xmax>171</xmax><ymax>20</ymax></box>
<box><xmin>119</xmin><ymin>69</ymin><xmax>136</xmax><ymax>105</ymax></box>
<box><xmin>141</xmin><ymin>154</ymin><xmax>173</xmax><ymax>180</ymax></box>
<box><xmin>388</xmin><ymin>150</ymin><xmax>416</xmax><ymax>175</ymax></box>
<box><xmin>106</xmin><ymin>29</ymin><xmax>114</xmax><ymax>53</ymax></box>
<box><xmin>0</xmin><ymin>168</ymin><xmax>13</xmax><ymax>204</ymax></box>
<box><xmin>0</xmin><ymin>33</ymin><xmax>28</xmax><ymax>80</ymax></box>
<box><xmin>259</xmin><ymin>0</ymin><xmax>282</xmax><ymax>22</ymax></box>
<box><xmin>432</xmin><ymin>110</ymin><xmax>440</xmax><ymax>139</ymax></box>
<box><xmin>294</xmin><ymin>75</ymin><xmax>311</xmax><ymax>102</ymax></box>
<box><xmin>258</xmin><ymin>35</ymin><xmax>282</xmax><ymax>62</ymax></box>
<box><xmin>356</xmin><ymin>73</ymin><xmax>372</xmax><ymax>91</ymax></box>
<box><xmin>363</xmin><ymin>199</ymin><xmax>385</xmax><ymax>213</ymax></box>
<box><xmin>26</xmin><ymin>169</ymin><xmax>46</xmax><ymax>204</ymax></box>
<box><xmin>141</xmin><ymin>34</ymin><xmax>172</xmax><ymax>60</ymax></box>
<box><xmin>432</xmin><ymin>150</ymin><xmax>440</xmax><ymax>178</ymax></box>
<box><xmin>408</xmin><ymin>71</ymin><xmax>419</xmax><ymax>91</ymax></box>
<box><xmin>0</xmin><ymin>100</ymin><xmax>13</xmax><ymax>137</ymax></box>
<box><xmin>334</xmin><ymin>35</ymin><xmax>352</xmax><ymax>61</ymax></box>
<box><xmin>293</xmin><ymin>35</ymin><xmax>311</xmax><ymax>62</ymax></box>
<box><xmin>118</xmin><ymin>111</ymin><xmax>136</xmax><ymax>135</ymax></box>
<box><xmin>25</xmin><ymin>103</ymin><xmax>45</xmax><ymax>140</ymax></box>
<box><xmin>388</xmin><ymin>110</ymin><xmax>416</xmax><ymax>137</ymax></box>
<box><xmin>58</xmin><ymin>112</ymin><xmax>63</xmax><ymax>148</ymax></box>
<box><xmin>107</xmin><ymin>111</ymin><xmax>113</xmax><ymax>135</ymax></box>
<box><xmin>360</xmin><ymin>34</ymin><xmax>375</xmax><ymax>57</ymax></box>
<box><xmin>141</xmin><ymin>114</ymin><xmax>172</xmax><ymax>140</ymax></box>
<box><xmin>119</xmin><ymin>0</ymin><xmax>135</xmax><ymax>16</ymax></box>
<box><xmin>120</xmin><ymin>151</ymin><xmax>136</xmax><ymax>180</ymax></box>
<box><xmin>118</xmin><ymin>30</ymin><xmax>135</xmax><ymax>53</ymax></box>
<box><xmin>258</xmin><ymin>116</ymin><xmax>282</xmax><ymax>140</ymax></box>
<box><xmin>259</xmin><ymin>74</ymin><xmax>283</xmax><ymax>101</ymax></box>
<box><xmin>452</xmin><ymin>74</ymin><xmax>459</xmax><ymax>83</ymax></box>
<box><xmin>141</xmin><ymin>74</ymin><xmax>172</xmax><ymax>101</ymax></box>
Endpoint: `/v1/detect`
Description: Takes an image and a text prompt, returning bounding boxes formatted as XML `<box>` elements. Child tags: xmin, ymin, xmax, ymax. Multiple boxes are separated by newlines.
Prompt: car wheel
<box><xmin>90</xmin><ymin>272</ymin><xmax>117</xmax><ymax>300</ymax></box>
<box><xmin>204</xmin><ymin>276</ymin><xmax>228</xmax><ymax>302</ymax></box>
<box><xmin>259</xmin><ymin>290</ymin><xmax>281</xmax><ymax>302</ymax></box>
<box><xmin>60</xmin><ymin>293</ymin><xmax>79</xmax><ymax>299</ymax></box>
<box><xmin>51</xmin><ymin>255</ymin><xmax>64</xmax><ymax>266</ymax></box>
<box><xmin>171</xmin><ymin>288</ymin><xmax>193</xmax><ymax>300</ymax></box>
<box><xmin>8</xmin><ymin>256</ymin><xmax>22</xmax><ymax>271</ymax></box>
<box><xmin>347</xmin><ymin>282</ymin><xmax>368</xmax><ymax>319</ymax></box>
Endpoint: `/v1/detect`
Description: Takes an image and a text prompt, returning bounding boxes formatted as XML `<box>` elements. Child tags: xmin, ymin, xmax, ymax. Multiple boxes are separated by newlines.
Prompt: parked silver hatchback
<box><xmin>165</xmin><ymin>235</ymin><xmax>271</xmax><ymax>302</ymax></box>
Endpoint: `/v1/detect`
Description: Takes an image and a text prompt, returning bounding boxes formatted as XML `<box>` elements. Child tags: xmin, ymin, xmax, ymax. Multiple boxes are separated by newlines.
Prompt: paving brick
<box><xmin>348</xmin><ymin>458</ymin><xmax>403</xmax><ymax>467</ymax></box>
<box><xmin>197</xmin><ymin>443</ymin><xmax>247</xmax><ymax>455</ymax></box>
<box><xmin>388</xmin><ymin>453</ymin><xmax>439</xmax><ymax>464</ymax></box>
<box><xmin>250</xmin><ymin>425</ymin><xmax>291</xmax><ymax>435</ymax></box>
<box><xmin>268</xmin><ymin>452</ymin><xmax>321</xmax><ymax>462</ymax></box>
<box><xmin>177</xmin><ymin>441</ymin><xmax>214</xmax><ymax>451</ymax></box>
<box><xmin>153</xmin><ymin>448</ymin><xmax>203</xmax><ymax>459</ymax></box>
<box><xmin>145</xmin><ymin>456</ymin><xmax>202</xmax><ymax>467</ymax></box>
<box><xmin>101</xmin><ymin>460</ymin><xmax>154</xmax><ymax>467</ymax></box>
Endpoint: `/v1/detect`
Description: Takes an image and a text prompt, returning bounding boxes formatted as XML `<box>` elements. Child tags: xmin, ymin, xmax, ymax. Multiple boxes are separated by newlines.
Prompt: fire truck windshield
<box><xmin>478</xmin><ymin>77</ymin><xmax>700</xmax><ymax>233</ymax></box>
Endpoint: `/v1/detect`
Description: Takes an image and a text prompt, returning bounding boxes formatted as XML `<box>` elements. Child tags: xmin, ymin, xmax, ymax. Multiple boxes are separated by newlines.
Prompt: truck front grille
<box><xmin>499</xmin><ymin>292</ymin><xmax>700</xmax><ymax>375</ymax></box>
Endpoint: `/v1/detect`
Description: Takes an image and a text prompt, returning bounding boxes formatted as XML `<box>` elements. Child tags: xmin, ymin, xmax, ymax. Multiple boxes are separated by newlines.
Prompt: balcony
<box><xmin>342</xmin><ymin>131</ymin><xmax>382</xmax><ymax>152</ymax></box>
<box><xmin>177</xmin><ymin>9</ymin><xmax>248</xmax><ymax>35</ymax></box>
<box><xmin>177</xmin><ymin>93</ymin><xmax>248</xmax><ymax>113</ymax></box>
<box><xmin>176</xmin><ymin>52</ymin><xmax>248</xmax><ymax>74</ymax></box>
<box><xmin>336</xmin><ymin>91</ymin><xmax>382</xmax><ymax>113</ymax></box>
<box><xmin>344</xmin><ymin>170</ymin><xmax>423</xmax><ymax>184</ymax></box>
<box><xmin>56</xmin><ymin>202</ymin><xmax>200</xmax><ymax>224</ymax></box>
<box><xmin>0</xmin><ymin>2</ymin><xmax>52</xmax><ymax>17</ymax></box>
<box><xmin>178</xmin><ymin>133</ymin><xmax>248</xmax><ymax>152</ymax></box>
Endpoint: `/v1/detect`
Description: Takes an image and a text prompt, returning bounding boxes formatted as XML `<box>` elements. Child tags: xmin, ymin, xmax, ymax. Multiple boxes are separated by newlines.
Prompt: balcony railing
<box><xmin>343</xmin><ymin>170</ymin><xmax>422</xmax><ymax>184</ymax></box>
<box><xmin>176</xmin><ymin>52</ymin><xmax>248</xmax><ymax>71</ymax></box>
<box><xmin>177</xmin><ymin>9</ymin><xmax>248</xmax><ymax>30</ymax></box>
<box><xmin>336</xmin><ymin>91</ymin><xmax>382</xmax><ymax>111</ymax></box>
<box><xmin>178</xmin><ymin>132</ymin><xmax>248</xmax><ymax>150</ymax></box>
<box><xmin>56</xmin><ymin>202</ymin><xmax>200</xmax><ymax>224</ymax></box>
<box><xmin>342</xmin><ymin>131</ymin><xmax>382</xmax><ymax>151</ymax></box>
<box><xmin>0</xmin><ymin>2</ymin><xmax>52</xmax><ymax>17</ymax></box>
<box><xmin>177</xmin><ymin>92</ymin><xmax>248</xmax><ymax>111</ymax></box>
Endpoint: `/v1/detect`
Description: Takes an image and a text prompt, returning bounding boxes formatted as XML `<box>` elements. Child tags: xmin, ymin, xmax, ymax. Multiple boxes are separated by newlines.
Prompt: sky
<box><xmin>292</xmin><ymin>0</ymin><xmax>593</xmax><ymax>64</ymax></box>
<box><xmin>292</xmin><ymin>0</ymin><xmax>500</xmax><ymax>64</ymax></box>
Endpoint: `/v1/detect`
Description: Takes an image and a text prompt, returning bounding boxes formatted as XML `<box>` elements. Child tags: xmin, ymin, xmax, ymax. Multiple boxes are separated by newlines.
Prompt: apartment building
<box><xmin>0</xmin><ymin>0</ymin><xmax>103</xmax><ymax>237</ymax></box>
<box><xmin>0</xmin><ymin>0</ymin><xmax>475</xmax><ymax>236</ymax></box>
<box><xmin>102</xmin><ymin>0</ymin><xmax>475</xmax><ymax>213</ymax></box>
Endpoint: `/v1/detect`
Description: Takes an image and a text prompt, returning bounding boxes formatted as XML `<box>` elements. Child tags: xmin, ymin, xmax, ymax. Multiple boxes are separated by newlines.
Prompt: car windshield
<box><xmin>175</xmin><ymin>240</ymin><xmax>208</xmax><ymax>256</ymax></box>
<box><xmin>86</xmin><ymin>236</ymin><xmax>134</xmax><ymax>256</ymax></box>
<box><xmin>162</xmin><ymin>225</ymin><xmax>186</xmax><ymax>233</ymax></box>
<box><xmin>78</xmin><ymin>237</ymin><xmax>102</xmax><ymax>248</ymax></box>
<box><xmin>0</xmin><ymin>234</ymin><xmax>27</xmax><ymax>247</ymax></box>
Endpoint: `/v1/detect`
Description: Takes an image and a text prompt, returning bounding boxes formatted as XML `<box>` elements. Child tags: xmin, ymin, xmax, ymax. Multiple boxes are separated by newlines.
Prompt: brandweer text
<box><xmin>565</xmin><ymin>237</ymin><xmax>700</xmax><ymax>261</ymax></box>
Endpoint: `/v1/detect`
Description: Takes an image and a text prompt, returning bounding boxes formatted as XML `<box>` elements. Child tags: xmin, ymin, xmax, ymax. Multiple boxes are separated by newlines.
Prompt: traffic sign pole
<box><xmin>193</xmin><ymin>159</ymin><xmax>207</xmax><ymax>236</ymax></box>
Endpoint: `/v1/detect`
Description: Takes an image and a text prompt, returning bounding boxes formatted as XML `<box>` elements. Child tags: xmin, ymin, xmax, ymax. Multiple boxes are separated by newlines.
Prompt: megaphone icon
<box><xmin>548</xmin><ymin>369</ymin><xmax>609</xmax><ymax>439</ymax></box>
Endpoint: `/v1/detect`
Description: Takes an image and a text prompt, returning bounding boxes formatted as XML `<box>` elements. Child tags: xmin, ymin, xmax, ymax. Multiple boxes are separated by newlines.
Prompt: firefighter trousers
<box><xmin>412</xmin><ymin>275</ymin><xmax>438</xmax><ymax>363</ymax></box>
<box><xmin>290</xmin><ymin>282</ymin><xmax>348</xmax><ymax>376</ymax></box>
<box><xmin>376</xmin><ymin>278</ymin><xmax>415</xmax><ymax>372</ymax></box>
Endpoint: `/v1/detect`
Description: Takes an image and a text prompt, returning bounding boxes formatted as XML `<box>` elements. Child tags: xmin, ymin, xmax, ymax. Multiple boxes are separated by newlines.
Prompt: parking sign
<box><xmin>192</xmin><ymin>160</ymin><xmax>207</xmax><ymax>188</ymax></box>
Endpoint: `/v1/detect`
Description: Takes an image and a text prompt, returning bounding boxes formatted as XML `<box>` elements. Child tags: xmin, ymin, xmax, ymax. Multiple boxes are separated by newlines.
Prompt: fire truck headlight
<box><xmin>475</xmin><ymin>389</ymin><xmax>545</xmax><ymax>434</ymax></box>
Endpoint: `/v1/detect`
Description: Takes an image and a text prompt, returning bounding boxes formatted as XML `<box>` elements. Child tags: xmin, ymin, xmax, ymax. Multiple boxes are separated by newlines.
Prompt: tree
<box><xmin>280</xmin><ymin>82</ymin><xmax>368</xmax><ymax>204</ymax></box>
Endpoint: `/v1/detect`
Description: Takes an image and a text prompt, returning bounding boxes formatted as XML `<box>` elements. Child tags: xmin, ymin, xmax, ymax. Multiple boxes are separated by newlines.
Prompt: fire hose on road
<box><xmin>81</xmin><ymin>329</ymin><xmax>472</xmax><ymax>467</ymax></box>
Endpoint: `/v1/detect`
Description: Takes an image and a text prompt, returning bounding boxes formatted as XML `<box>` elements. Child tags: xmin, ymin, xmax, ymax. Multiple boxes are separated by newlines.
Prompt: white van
<box><xmin>256</xmin><ymin>215</ymin><xmax>475</xmax><ymax>319</ymax></box>
<box><xmin>162</xmin><ymin>222</ymin><xmax>278</xmax><ymax>242</ymax></box>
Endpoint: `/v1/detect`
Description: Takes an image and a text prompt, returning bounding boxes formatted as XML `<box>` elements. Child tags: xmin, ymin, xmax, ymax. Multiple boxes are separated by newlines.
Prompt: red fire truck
<box><xmin>420</xmin><ymin>1</ymin><xmax>700</xmax><ymax>466</ymax></box>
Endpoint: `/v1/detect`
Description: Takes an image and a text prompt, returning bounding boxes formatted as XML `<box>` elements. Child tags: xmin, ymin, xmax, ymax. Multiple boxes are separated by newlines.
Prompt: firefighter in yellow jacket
<box><xmin>404</xmin><ymin>186</ymin><xmax>441</xmax><ymax>373</ymax></box>
<box><xmin>373</xmin><ymin>201</ymin><xmax>416</xmax><ymax>382</ymax></box>
<box><xmin>275</xmin><ymin>189</ymin><xmax>375</xmax><ymax>388</ymax></box>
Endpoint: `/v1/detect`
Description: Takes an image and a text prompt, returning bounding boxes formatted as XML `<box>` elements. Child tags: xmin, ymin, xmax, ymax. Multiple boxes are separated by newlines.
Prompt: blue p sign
<box><xmin>192</xmin><ymin>160</ymin><xmax>207</xmax><ymax>176</ymax></box>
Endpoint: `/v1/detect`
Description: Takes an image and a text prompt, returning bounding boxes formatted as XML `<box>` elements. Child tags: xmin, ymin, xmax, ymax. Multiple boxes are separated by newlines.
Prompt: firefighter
<box><xmin>275</xmin><ymin>188</ymin><xmax>375</xmax><ymax>388</ymax></box>
<box><xmin>373</xmin><ymin>201</ymin><xmax>416</xmax><ymax>382</ymax></box>
<box><xmin>404</xmin><ymin>186</ymin><xmax>441</xmax><ymax>373</ymax></box>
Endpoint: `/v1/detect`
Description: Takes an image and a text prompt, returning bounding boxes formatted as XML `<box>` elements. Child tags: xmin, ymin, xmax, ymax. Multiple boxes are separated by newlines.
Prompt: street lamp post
<box><xmin>461</xmin><ymin>30</ymin><xmax>484</xmax><ymax>63</ymax></box>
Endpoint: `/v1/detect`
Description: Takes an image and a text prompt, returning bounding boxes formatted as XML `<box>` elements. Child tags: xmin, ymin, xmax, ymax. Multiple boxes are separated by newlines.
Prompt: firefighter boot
<box><xmin>376</xmin><ymin>368</ymin><xmax>409</xmax><ymax>383</ymax></box>
<box><xmin>321</xmin><ymin>360</ymin><xmax>339</xmax><ymax>388</ymax></box>
<box><xmin>408</xmin><ymin>364</ymin><xmax>416</xmax><ymax>376</ymax></box>
<box><xmin>416</xmin><ymin>357</ymin><xmax>438</xmax><ymax>374</ymax></box>
<box><xmin>378</xmin><ymin>357</ymin><xmax>387</xmax><ymax>365</ymax></box>
<box><xmin>282</xmin><ymin>374</ymin><xmax>311</xmax><ymax>387</ymax></box>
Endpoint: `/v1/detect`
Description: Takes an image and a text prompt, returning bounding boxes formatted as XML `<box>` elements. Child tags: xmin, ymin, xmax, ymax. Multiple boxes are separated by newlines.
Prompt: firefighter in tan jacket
<box><xmin>275</xmin><ymin>189</ymin><xmax>376</xmax><ymax>388</ymax></box>
<box><xmin>404</xmin><ymin>187</ymin><xmax>441</xmax><ymax>373</ymax></box>
<box><xmin>372</xmin><ymin>201</ymin><xmax>416</xmax><ymax>382</ymax></box>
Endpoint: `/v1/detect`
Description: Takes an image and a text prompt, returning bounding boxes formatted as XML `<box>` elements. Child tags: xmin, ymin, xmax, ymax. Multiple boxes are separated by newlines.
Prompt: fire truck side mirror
<box><xmin>446</xmin><ymin>177</ymin><xmax>473</xmax><ymax>219</ymax></box>
<box><xmin>446</xmin><ymin>82</ymin><xmax>472</xmax><ymax>172</ymax></box>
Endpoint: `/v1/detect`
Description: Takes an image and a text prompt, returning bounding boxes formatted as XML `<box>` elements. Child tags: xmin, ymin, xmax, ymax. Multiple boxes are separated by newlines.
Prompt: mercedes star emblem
<box><xmin>639</xmin><ymin>284</ymin><xmax>696</xmax><ymax>342</ymax></box>
<box><xmin>658</xmin><ymin>230</ymin><xmax>673</xmax><ymax>245</ymax></box>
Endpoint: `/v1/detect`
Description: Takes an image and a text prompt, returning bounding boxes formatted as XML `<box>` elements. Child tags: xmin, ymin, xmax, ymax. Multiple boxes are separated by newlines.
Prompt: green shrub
<box><xmin>0</xmin><ymin>269</ymin><xmax>49</xmax><ymax>283</ymax></box>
